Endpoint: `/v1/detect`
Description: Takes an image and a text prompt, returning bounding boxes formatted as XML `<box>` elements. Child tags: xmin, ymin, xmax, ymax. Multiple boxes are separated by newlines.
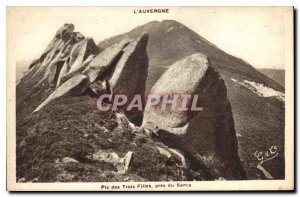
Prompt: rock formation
<box><xmin>83</xmin><ymin>39</ymin><xmax>131</xmax><ymax>83</ymax></box>
<box><xmin>142</xmin><ymin>53</ymin><xmax>245</xmax><ymax>179</ymax></box>
<box><xmin>30</xmin><ymin>23</ymin><xmax>85</xmax><ymax>87</ymax></box>
<box><xmin>88</xmin><ymin>150</ymin><xmax>133</xmax><ymax>174</ymax></box>
<box><xmin>109</xmin><ymin>33</ymin><xmax>149</xmax><ymax>124</ymax></box>
<box><xmin>109</xmin><ymin>33</ymin><xmax>149</xmax><ymax>98</ymax></box>
<box><xmin>25</xmin><ymin>24</ymin><xmax>149</xmax><ymax>125</ymax></box>
<box><xmin>56</xmin><ymin>38</ymin><xmax>100</xmax><ymax>86</ymax></box>
<box><xmin>16</xmin><ymin>24</ymin><xmax>87</xmax><ymax>118</ymax></box>
<box><xmin>17</xmin><ymin>23</ymin><xmax>246</xmax><ymax>182</ymax></box>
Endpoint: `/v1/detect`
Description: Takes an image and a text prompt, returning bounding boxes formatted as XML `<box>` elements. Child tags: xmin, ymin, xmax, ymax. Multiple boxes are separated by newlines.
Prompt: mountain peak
<box><xmin>136</xmin><ymin>19</ymin><xmax>185</xmax><ymax>33</ymax></box>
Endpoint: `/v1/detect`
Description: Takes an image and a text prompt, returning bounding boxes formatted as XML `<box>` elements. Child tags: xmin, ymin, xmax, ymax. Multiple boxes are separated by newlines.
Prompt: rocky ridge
<box><xmin>16</xmin><ymin>23</ymin><xmax>245</xmax><ymax>182</ymax></box>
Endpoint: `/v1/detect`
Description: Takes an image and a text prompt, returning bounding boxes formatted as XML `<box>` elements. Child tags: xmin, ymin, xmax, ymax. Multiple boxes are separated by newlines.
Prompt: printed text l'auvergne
<box><xmin>133</xmin><ymin>9</ymin><xmax>169</xmax><ymax>14</ymax></box>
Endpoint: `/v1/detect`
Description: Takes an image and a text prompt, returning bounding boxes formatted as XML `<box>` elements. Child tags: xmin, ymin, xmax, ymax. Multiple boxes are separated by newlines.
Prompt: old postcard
<box><xmin>7</xmin><ymin>6</ymin><xmax>294</xmax><ymax>191</ymax></box>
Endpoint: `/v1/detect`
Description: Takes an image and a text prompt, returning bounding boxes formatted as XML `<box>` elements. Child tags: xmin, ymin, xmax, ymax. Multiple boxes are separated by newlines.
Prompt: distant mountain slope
<box><xmin>259</xmin><ymin>69</ymin><xmax>285</xmax><ymax>87</ymax></box>
<box><xmin>98</xmin><ymin>20</ymin><xmax>283</xmax><ymax>93</ymax></box>
<box><xmin>98</xmin><ymin>20</ymin><xmax>285</xmax><ymax>179</ymax></box>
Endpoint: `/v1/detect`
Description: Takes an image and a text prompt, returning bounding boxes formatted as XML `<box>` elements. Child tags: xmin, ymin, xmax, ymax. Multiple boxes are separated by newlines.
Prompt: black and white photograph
<box><xmin>6</xmin><ymin>6</ymin><xmax>294</xmax><ymax>191</ymax></box>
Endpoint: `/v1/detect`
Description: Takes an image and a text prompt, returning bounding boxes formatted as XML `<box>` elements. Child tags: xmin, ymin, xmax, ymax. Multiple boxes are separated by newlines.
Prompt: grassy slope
<box><xmin>16</xmin><ymin>76</ymin><xmax>237</xmax><ymax>181</ymax></box>
<box><xmin>223</xmin><ymin>71</ymin><xmax>285</xmax><ymax>179</ymax></box>
<box><xmin>17</xmin><ymin>95</ymin><xmax>191</xmax><ymax>182</ymax></box>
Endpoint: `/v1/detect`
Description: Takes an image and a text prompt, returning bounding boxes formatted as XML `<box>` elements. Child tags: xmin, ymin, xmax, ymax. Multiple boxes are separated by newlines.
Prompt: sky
<box><xmin>8</xmin><ymin>7</ymin><xmax>292</xmax><ymax>70</ymax></box>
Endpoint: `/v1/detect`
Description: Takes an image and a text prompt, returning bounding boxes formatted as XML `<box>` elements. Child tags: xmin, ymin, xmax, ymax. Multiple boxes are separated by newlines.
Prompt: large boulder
<box><xmin>33</xmin><ymin>74</ymin><xmax>90</xmax><ymax>112</ymax></box>
<box><xmin>83</xmin><ymin>39</ymin><xmax>131</xmax><ymax>83</ymax></box>
<box><xmin>142</xmin><ymin>53</ymin><xmax>245</xmax><ymax>180</ymax></box>
<box><xmin>108</xmin><ymin>34</ymin><xmax>149</xmax><ymax>124</ymax></box>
